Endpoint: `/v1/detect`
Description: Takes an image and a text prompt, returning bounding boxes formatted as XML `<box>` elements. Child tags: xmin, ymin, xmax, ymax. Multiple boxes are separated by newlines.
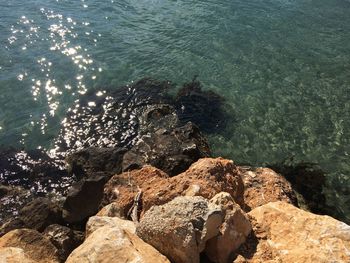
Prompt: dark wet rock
<box><xmin>175</xmin><ymin>78</ymin><xmax>232</xmax><ymax>134</ymax></box>
<box><xmin>0</xmin><ymin>185</ymin><xmax>33</xmax><ymax>225</ymax></box>
<box><xmin>54</xmin><ymin>78</ymin><xmax>173</xmax><ymax>156</ymax></box>
<box><xmin>0</xmin><ymin>147</ymin><xmax>69</xmax><ymax>193</ymax></box>
<box><xmin>62</xmin><ymin>175</ymin><xmax>107</xmax><ymax>224</ymax></box>
<box><xmin>43</xmin><ymin>224</ymin><xmax>84</xmax><ymax>262</ymax></box>
<box><xmin>65</xmin><ymin>147</ymin><xmax>126</xmax><ymax>180</ymax></box>
<box><xmin>122</xmin><ymin>122</ymin><xmax>211</xmax><ymax>176</ymax></box>
<box><xmin>0</xmin><ymin>218</ymin><xmax>25</xmax><ymax>237</ymax></box>
<box><xmin>269</xmin><ymin>161</ymin><xmax>332</xmax><ymax>216</ymax></box>
<box><xmin>18</xmin><ymin>197</ymin><xmax>64</xmax><ymax>232</ymax></box>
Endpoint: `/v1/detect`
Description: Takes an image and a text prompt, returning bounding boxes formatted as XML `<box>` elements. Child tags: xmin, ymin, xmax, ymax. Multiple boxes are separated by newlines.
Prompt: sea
<box><xmin>0</xmin><ymin>0</ymin><xmax>350</xmax><ymax>222</ymax></box>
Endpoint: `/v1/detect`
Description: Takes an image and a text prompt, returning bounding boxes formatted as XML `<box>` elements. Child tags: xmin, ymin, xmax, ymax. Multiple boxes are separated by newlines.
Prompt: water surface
<box><xmin>1</xmin><ymin>0</ymin><xmax>350</xmax><ymax>221</ymax></box>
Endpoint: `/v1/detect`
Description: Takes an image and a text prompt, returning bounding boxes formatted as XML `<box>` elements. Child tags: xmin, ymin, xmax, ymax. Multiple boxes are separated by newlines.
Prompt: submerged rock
<box><xmin>66</xmin><ymin>225</ymin><xmax>170</xmax><ymax>263</ymax></box>
<box><xmin>234</xmin><ymin>201</ymin><xmax>350</xmax><ymax>263</ymax></box>
<box><xmin>122</xmin><ymin>121</ymin><xmax>211</xmax><ymax>176</ymax></box>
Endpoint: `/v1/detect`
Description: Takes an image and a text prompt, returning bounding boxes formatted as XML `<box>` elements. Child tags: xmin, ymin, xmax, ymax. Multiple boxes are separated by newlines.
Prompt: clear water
<box><xmin>1</xmin><ymin>0</ymin><xmax>350</xmax><ymax>221</ymax></box>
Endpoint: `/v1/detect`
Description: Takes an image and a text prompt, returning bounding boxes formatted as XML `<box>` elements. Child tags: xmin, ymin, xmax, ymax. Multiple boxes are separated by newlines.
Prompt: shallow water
<box><xmin>1</xmin><ymin>0</ymin><xmax>350</xmax><ymax>221</ymax></box>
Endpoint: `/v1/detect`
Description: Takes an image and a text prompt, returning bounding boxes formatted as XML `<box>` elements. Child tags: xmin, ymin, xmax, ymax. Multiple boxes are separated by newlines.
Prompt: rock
<box><xmin>65</xmin><ymin>147</ymin><xmax>126</xmax><ymax>179</ymax></box>
<box><xmin>174</xmin><ymin>78</ymin><xmax>232</xmax><ymax>134</ymax></box>
<box><xmin>96</xmin><ymin>202</ymin><xmax>124</xmax><ymax>218</ymax></box>
<box><xmin>0</xmin><ymin>228</ymin><xmax>60</xmax><ymax>263</ymax></box>
<box><xmin>43</xmin><ymin>224</ymin><xmax>84</xmax><ymax>262</ymax></box>
<box><xmin>240</xmin><ymin>168</ymin><xmax>297</xmax><ymax>211</ymax></box>
<box><xmin>235</xmin><ymin>201</ymin><xmax>350</xmax><ymax>263</ymax></box>
<box><xmin>102</xmin><ymin>158</ymin><xmax>244</xmax><ymax>219</ymax></box>
<box><xmin>205</xmin><ymin>193</ymin><xmax>252</xmax><ymax>263</ymax></box>
<box><xmin>85</xmin><ymin>216</ymin><xmax>135</xmax><ymax>237</ymax></box>
<box><xmin>66</xmin><ymin>226</ymin><xmax>170</xmax><ymax>263</ymax></box>
<box><xmin>0</xmin><ymin>247</ymin><xmax>35</xmax><ymax>263</ymax></box>
<box><xmin>269</xmin><ymin>162</ymin><xmax>332</xmax><ymax>216</ymax></box>
<box><xmin>18</xmin><ymin>197</ymin><xmax>63</xmax><ymax>232</ymax></box>
<box><xmin>62</xmin><ymin>175</ymin><xmax>106</xmax><ymax>224</ymax></box>
<box><xmin>122</xmin><ymin>122</ymin><xmax>211</xmax><ymax>176</ymax></box>
<box><xmin>0</xmin><ymin>218</ymin><xmax>25</xmax><ymax>237</ymax></box>
<box><xmin>136</xmin><ymin>195</ymin><xmax>222</xmax><ymax>263</ymax></box>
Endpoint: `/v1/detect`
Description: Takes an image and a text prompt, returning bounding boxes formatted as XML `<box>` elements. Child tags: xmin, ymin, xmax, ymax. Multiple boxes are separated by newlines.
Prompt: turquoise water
<box><xmin>1</xmin><ymin>0</ymin><xmax>350</xmax><ymax>221</ymax></box>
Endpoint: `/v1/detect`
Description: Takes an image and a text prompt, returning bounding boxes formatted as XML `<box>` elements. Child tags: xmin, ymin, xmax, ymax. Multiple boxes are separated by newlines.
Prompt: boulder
<box><xmin>234</xmin><ymin>201</ymin><xmax>350</xmax><ymax>263</ymax></box>
<box><xmin>62</xmin><ymin>175</ymin><xmax>106</xmax><ymax>224</ymax></box>
<box><xmin>66</xmin><ymin>226</ymin><xmax>170</xmax><ymax>263</ymax></box>
<box><xmin>102</xmin><ymin>158</ymin><xmax>244</xmax><ymax>219</ymax></box>
<box><xmin>0</xmin><ymin>247</ymin><xmax>35</xmax><ymax>263</ymax></box>
<box><xmin>136</xmin><ymin>196</ymin><xmax>222</xmax><ymax>263</ymax></box>
<box><xmin>85</xmin><ymin>216</ymin><xmax>135</xmax><ymax>237</ymax></box>
<box><xmin>205</xmin><ymin>192</ymin><xmax>252</xmax><ymax>263</ymax></box>
<box><xmin>122</xmin><ymin>122</ymin><xmax>211</xmax><ymax>176</ymax></box>
<box><xmin>96</xmin><ymin>202</ymin><xmax>124</xmax><ymax>218</ymax></box>
<box><xmin>43</xmin><ymin>224</ymin><xmax>84</xmax><ymax>262</ymax></box>
<box><xmin>0</xmin><ymin>228</ymin><xmax>60</xmax><ymax>263</ymax></box>
<box><xmin>0</xmin><ymin>218</ymin><xmax>25</xmax><ymax>237</ymax></box>
<box><xmin>240</xmin><ymin>168</ymin><xmax>297</xmax><ymax>211</ymax></box>
<box><xmin>65</xmin><ymin>147</ymin><xmax>126</xmax><ymax>179</ymax></box>
<box><xmin>18</xmin><ymin>197</ymin><xmax>64</xmax><ymax>232</ymax></box>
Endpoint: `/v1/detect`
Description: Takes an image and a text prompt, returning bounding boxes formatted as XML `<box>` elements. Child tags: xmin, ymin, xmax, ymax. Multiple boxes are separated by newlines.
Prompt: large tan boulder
<box><xmin>0</xmin><ymin>229</ymin><xmax>59</xmax><ymax>263</ymax></box>
<box><xmin>103</xmin><ymin>158</ymin><xmax>244</xmax><ymax>218</ymax></box>
<box><xmin>0</xmin><ymin>247</ymin><xmax>35</xmax><ymax>263</ymax></box>
<box><xmin>136</xmin><ymin>193</ymin><xmax>251</xmax><ymax>263</ymax></box>
<box><xmin>240</xmin><ymin>168</ymin><xmax>297</xmax><ymax>211</ymax></box>
<box><xmin>235</xmin><ymin>201</ymin><xmax>350</xmax><ymax>263</ymax></box>
<box><xmin>66</xmin><ymin>226</ymin><xmax>169</xmax><ymax>263</ymax></box>
<box><xmin>85</xmin><ymin>216</ymin><xmax>136</xmax><ymax>237</ymax></box>
<box><xmin>205</xmin><ymin>193</ymin><xmax>252</xmax><ymax>263</ymax></box>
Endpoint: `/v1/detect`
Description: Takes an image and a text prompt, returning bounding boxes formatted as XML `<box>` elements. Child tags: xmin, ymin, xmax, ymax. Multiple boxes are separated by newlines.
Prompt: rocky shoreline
<box><xmin>0</xmin><ymin>79</ymin><xmax>349</xmax><ymax>262</ymax></box>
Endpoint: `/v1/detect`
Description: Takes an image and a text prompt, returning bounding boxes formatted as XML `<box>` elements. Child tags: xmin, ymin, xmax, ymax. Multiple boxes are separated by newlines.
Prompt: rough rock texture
<box><xmin>43</xmin><ymin>224</ymin><xmax>84</xmax><ymax>262</ymax></box>
<box><xmin>122</xmin><ymin>122</ymin><xmax>210</xmax><ymax>176</ymax></box>
<box><xmin>18</xmin><ymin>198</ymin><xmax>64</xmax><ymax>232</ymax></box>
<box><xmin>240</xmin><ymin>168</ymin><xmax>297</xmax><ymax>211</ymax></box>
<box><xmin>86</xmin><ymin>216</ymin><xmax>135</xmax><ymax>237</ymax></box>
<box><xmin>0</xmin><ymin>228</ymin><xmax>60</xmax><ymax>263</ymax></box>
<box><xmin>235</xmin><ymin>201</ymin><xmax>350</xmax><ymax>263</ymax></box>
<box><xmin>66</xmin><ymin>226</ymin><xmax>170</xmax><ymax>263</ymax></box>
<box><xmin>136</xmin><ymin>196</ymin><xmax>222</xmax><ymax>263</ymax></box>
<box><xmin>62</xmin><ymin>175</ymin><xmax>106</xmax><ymax>224</ymax></box>
<box><xmin>205</xmin><ymin>192</ymin><xmax>252</xmax><ymax>263</ymax></box>
<box><xmin>0</xmin><ymin>218</ymin><xmax>25</xmax><ymax>238</ymax></box>
<box><xmin>65</xmin><ymin>147</ymin><xmax>126</xmax><ymax>179</ymax></box>
<box><xmin>103</xmin><ymin>158</ymin><xmax>244</xmax><ymax>219</ymax></box>
<box><xmin>96</xmin><ymin>202</ymin><xmax>124</xmax><ymax>218</ymax></box>
<box><xmin>0</xmin><ymin>247</ymin><xmax>35</xmax><ymax>263</ymax></box>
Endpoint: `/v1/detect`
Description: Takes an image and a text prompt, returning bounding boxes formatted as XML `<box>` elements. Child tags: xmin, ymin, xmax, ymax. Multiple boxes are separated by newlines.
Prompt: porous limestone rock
<box><xmin>96</xmin><ymin>202</ymin><xmax>124</xmax><ymax>217</ymax></box>
<box><xmin>0</xmin><ymin>247</ymin><xmax>35</xmax><ymax>263</ymax></box>
<box><xmin>85</xmin><ymin>216</ymin><xmax>135</xmax><ymax>237</ymax></box>
<box><xmin>235</xmin><ymin>201</ymin><xmax>350</xmax><ymax>263</ymax></box>
<box><xmin>240</xmin><ymin>168</ymin><xmax>297</xmax><ymax>211</ymax></box>
<box><xmin>0</xmin><ymin>228</ymin><xmax>59</xmax><ymax>263</ymax></box>
<box><xmin>103</xmin><ymin>158</ymin><xmax>244</xmax><ymax>218</ymax></box>
<box><xmin>205</xmin><ymin>192</ymin><xmax>252</xmax><ymax>263</ymax></box>
<box><xmin>136</xmin><ymin>195</ymin><xmax>222</xmax><ymax>263</ymax></box>
<box><xmin>66</xmin><ymin>226</ymin><xmax>170</xmax><ymax>263</ymax></box>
